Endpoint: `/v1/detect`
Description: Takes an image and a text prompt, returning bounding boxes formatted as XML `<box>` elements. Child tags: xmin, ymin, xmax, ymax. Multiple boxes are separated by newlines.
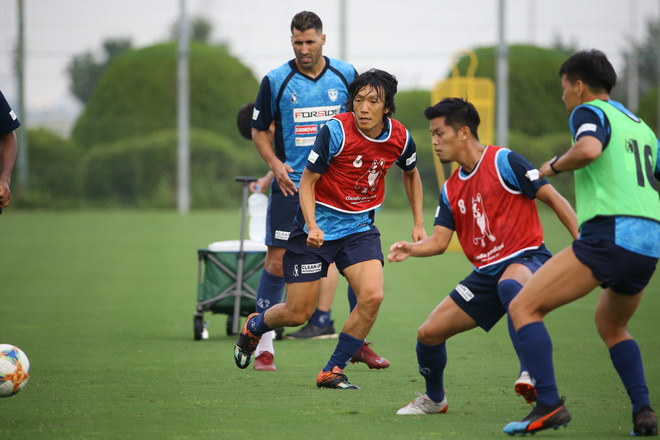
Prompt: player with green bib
<box><xmin>503</xmin><ymin>49</ymin><xmax>660</xmax><ymax>437</ymax></box>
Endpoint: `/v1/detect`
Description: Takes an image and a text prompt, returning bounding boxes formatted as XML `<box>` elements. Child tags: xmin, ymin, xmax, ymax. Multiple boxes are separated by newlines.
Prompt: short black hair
<box><xmin>236</xmin><ymin>102</ymin><xmax>254</xmax><ymax>140</ymax></box>
<box><xmin>345</xmin><ymin>68</ymin><xmax>398</xmax><ymax>118</ymax></box>
<box><xmin>559</xmin><ymin>49</ymin><xmax>617</xmax><ymax>94</ymax></box>
<box><xmin>424</xmin><ymin>97</ymin><xmax>480</xmax><ymax>140</ymax></box>
<box><xmin>291</xmin><ymin>11</ymin><xmax>323</xmax><ymax>34</ymax></box>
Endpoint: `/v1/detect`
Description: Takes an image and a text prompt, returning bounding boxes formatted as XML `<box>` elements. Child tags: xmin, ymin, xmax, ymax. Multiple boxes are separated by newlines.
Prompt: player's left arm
<box><xmin>540</xmin><ymin>106</ymin><xmax>605</xmax><ymax>177</ymax></box>
<box><xmin>401</xmin><ymin>168</ymin><xmax>426</xmax><ymax>241</ymax></box>
<box><xmin>505</xmin><ymin>150</ymin><xmax>578</xmax><ymax>239</ymax></box>
<box><xmin>399</xmin><ymin>133</ymin><xmax>426</xmax><ymax>241</ymax></box>
<box><xmin>540</xmin><ymin>136</ymin><xmax>602</xmax><ymax>178</ymax></box>
<box><xmin>535</xmin><ymin>184</ymin><xmax>579</xmax><ymax>239</ymax></box>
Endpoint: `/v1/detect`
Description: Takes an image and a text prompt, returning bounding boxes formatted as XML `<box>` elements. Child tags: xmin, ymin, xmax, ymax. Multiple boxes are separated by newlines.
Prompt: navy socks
<box><xmin>498</xmin><ymin>279</ymin><xmax>527</xmax><ymax>373</ymax></box>
<box><xmin>255</xmin><ymin>269</ymin><xmax>284</xmax><ymax>313</ymax></box>
<box><xmin>324</xmin><ymin>332</ymin><xmax>364</xmax><ymax>372</ymax></box>
<box><xmin>610</xmin><ymin>339</ymin><xmax>650</xmax><ymax>413</ymax></box>
<box><xmin>416</xmin><ymin>341</ymin><xmax>447</xmax><ymax>403</ymax></box>
<box><xmin>515</xmin><ymin>322</ymin><xmax>560</xmax><ymax>406</ymax></box>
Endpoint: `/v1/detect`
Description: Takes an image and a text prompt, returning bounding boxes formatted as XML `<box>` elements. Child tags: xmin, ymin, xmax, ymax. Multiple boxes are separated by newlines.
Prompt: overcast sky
<box><xmin>0</xmin><ymin>0</ymin><xmax>659</xmax><ymax>127</ymax></box>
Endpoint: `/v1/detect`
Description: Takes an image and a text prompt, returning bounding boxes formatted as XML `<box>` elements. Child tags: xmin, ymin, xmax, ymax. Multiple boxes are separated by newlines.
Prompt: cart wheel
<box><xmin>194</xmin><ymin>314</ymin><xmax>204</xmax><ymax>340</ymax></box>
<box><xmin>226</xmin><ymin>315</ymin><xmax>235</xmax><ymax>336</ymax></box>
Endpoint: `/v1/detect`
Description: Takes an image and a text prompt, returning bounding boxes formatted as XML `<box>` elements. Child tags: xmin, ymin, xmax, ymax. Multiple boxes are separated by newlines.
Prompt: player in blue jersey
<box><xmin>0</xmin><ymin>90</ymin><xmax>19</xmax><ymax>209</ymax></box>
<box><xmin>235</xmin><ymin>68</ymin><xmax>425</xmax><ymax>389</ymax></box>
<box><xmin>388</xmin><ymin>98</ymin><xmax>577</xmax><ymax>416</ymax></box>
<box><xmin>503</xmin><ymin>50</ymin><xmax>660</xmax><ymax>436</ymax></box>
<box><xmin>248</xmin><ymin>11</ymin><xmax>389</xmax><ymax>371</ymax></box>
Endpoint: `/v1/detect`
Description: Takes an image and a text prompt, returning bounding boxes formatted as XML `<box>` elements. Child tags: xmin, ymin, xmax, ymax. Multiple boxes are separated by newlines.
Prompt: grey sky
<box><xmin>0</xmin><ymin>0</ymin><xmax>658</xmax><ymax>126</ymax></box>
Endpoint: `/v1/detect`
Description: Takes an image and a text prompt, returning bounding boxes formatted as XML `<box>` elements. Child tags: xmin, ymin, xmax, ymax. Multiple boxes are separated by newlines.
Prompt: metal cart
<box><xmin>193</xmin><ymin>176</ymin><xmax>266</xmax><ymax>339</ymax></box>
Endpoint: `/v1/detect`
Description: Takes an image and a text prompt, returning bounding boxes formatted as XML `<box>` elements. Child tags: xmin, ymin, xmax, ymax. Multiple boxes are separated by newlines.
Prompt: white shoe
<box><xmin>514</xmin><ymin>371</ymin><xmax>537</xmax><ymax>404</ymax></box>
<box><xmin>396</xmin><ymin>392</ymin><xmax>448</xmax><ymax>415</ymax></box>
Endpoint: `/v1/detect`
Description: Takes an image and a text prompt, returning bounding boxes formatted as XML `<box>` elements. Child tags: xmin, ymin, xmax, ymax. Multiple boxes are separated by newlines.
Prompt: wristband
<box><xmin>549</xmin><ymin>156</ymin><xmax>562</xmax><ymax>174</ymax></box>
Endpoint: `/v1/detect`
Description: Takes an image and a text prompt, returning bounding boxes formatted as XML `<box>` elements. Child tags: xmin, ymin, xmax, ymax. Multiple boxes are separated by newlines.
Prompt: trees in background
<box><xmin>618</xmin><ymin>18</ymin><xmax>660</xmax><ymax>133</ymax></box>
<box><xmin>453</xmin><ymin>45</ymin><xmax>569</xmax><ymax>137</ymax></box>
<box><xmin>21</xmin><ymin>37</ymin><xmax>264</xmax><ymax>209</ymax></box>
<box><xmin>72</xmin><ymin>42</ymin><xmax>258</xmax><ymax>148</ymax></box>
<box><xmin>66</xmin><ymin>38</ymin><xmax>133</xmax><ymax>105</ymax></box>
<box><xmin>27</xmin><ymin>17</ymin><xmax>660</xmax><ymax>210</ymax></box>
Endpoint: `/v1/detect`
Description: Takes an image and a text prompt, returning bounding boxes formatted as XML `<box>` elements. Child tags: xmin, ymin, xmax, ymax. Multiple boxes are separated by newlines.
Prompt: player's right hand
<box><xmin>0</xmin><ymin>181</ymin><xmax>11</xmax><ymax>208</ymax></box>
<box><xmin>306</xmin><ymin>227</ymin><xmax>324</xmax><ymax>248</ymax></box>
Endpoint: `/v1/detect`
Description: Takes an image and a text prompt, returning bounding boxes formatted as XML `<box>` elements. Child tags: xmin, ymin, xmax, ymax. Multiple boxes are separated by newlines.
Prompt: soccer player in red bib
<box><xmin>248</xmin><ymin>12</ymin><xmax>389</xmax><ymax>371</ymax></box>
<box><xmin>388</xmin><ymin>98</ymin><xmax>578</xmax><ymax>415</ymax></box>
<box><xmin>234</xmin><ymin>69</ymin><xmax>426</xmax><ymax>389</ymax></box>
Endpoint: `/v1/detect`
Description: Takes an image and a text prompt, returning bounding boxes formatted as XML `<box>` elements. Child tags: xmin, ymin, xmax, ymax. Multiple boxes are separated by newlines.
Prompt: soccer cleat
<box><xmin>233</xmin><ymin>313</ymin><xmax>261</xmax><ymax>369</ymax></box>
<box><xmin>503</xmin><ymin>398</ymin><xmax>571</xmax><ymax>436</ymax></box>
<box><xmin>351</xmin><ymin>342</ymin><xmax>390</xmax><ymax>369</ymax></box>
<box><xmin>514</xmin><ymin>371</ymin><xmax>537</xmax><ymax>404</ymax></box>
<box><xmin>253</xmin><ymin>351</ymin><xmax>277</xmax><ymax>371</ymax></box>
<box><xmin>632</xmin><ymin>405</ymin><xmax>658</xmax><ymax>436</ymax></box>
<box><xmin>285</xmin><ymin>320</ymin><xmax>338</xmax><ymax>339</ymax></box>
<box><xmin>316</xmin><ymin>366</ymin><xmax>361</xmax><ymax>389</ymax></box>
<box><xmin>396</xmin><ymin>392</ymin><xmax>448</xmax><ymax>415</ymax></box>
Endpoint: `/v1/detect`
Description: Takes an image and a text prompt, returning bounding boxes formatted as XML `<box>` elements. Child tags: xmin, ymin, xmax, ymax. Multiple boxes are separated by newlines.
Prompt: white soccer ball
<box><xmin>0</xmin><ymin>344</ymin><xmax>30</xmax><ymax>397</ymax></box>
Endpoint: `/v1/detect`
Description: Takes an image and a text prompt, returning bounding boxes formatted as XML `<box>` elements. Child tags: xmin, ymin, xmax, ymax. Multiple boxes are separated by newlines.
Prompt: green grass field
<box><xmin>1</xmin><ymin>207</ymin><xmax>658</xmax><ymax>439</ymax></box>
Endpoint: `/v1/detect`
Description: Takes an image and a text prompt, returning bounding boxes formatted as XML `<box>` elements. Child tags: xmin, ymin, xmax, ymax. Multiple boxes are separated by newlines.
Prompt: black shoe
<box><xmin>632</xmin><ymin>405</ymin><xmax>658</xmax><ymax>436</ymax></box>
<box><xmin>503</xmin><ymin>398</ymin><xmax>571</xmax><ymax>436</ymax></box>
<box><xmin>285</xmin><ymin>320</ymin><xmax>338</xmax><ymax>339</ymax></box>
<box><xmin>316</xmin><ymin>366</ymin><xmax>361</xmax><ymax>389</ymax></box>
<box><xmin>233</xmin><ymin>313</ymin><xmax>261</xmax><ymax>369</ymax></box>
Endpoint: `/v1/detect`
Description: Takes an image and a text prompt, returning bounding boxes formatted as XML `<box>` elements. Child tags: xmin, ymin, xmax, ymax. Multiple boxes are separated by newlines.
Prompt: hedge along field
<box><xmin>1</xmin><ymin>207</ymin><xmax>658</xmax><ymax>439</ymax></box>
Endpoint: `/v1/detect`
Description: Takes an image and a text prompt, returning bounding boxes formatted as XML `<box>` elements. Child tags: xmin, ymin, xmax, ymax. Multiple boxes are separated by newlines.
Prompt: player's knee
<box><xmin>264</xmin><ymin>258</ymin><xmax>283</xmax><ymax>277</ymax></box>
<box><xmin>417</xmin><ymin>326</ymin><xmax>432</xmax><ymax>344</ymax></box>
<box><xmin>358</xmin><ymin>288</ymin><xmax>383</xmax><ymax>311</ymax></box>
<box><xmin>498</xmin><ymin>279</ymin><xmax>523</xmax><ymax>310</ymax></box>
<box><xmin>417</xmin><ymin>324</ymin><xmax>442</xmax><ymax>345</ymax></box>
<box><xmin>264</xmin><ymin>248</ymin><xmax>285</xmax><ymax>276</ymax></box>
<box><xmin>507</xmin><ymin>295</ymin><xmax>526</xmax><ymax>322</ymax></box>
<box><xmin>595</xmin><ymin>317</ymin><xmax>628</xmax><ymax>346</ymax></box>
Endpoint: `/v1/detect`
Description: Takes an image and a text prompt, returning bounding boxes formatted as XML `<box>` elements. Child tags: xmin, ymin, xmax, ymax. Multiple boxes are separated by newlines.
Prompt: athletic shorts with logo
<box><xmin>282</xmin><ymin>223</ymin><xmax>383</xmax><ymax>283</ymax></box>
<box><xmin>265</xmin><ymin>180</ymin><xmax>300</xmax><ymax>247</ymax></box>
<box><xmin>449</xmin><ymin>246</ymin><xmax>552</xmax><ymax>331</ymax></box>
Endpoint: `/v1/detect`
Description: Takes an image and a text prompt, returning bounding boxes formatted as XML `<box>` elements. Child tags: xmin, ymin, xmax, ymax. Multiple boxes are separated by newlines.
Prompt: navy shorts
<box><xmin>573</xmin><ymin>238</ymin><xmax>658</xmax><ymax>294</ymax></box>
<box><xmin>282</xmin><ymin>224</ymin><xmax>384</xmax><ymax>283</ymax></box>
<box><xmin>449</xmin><ymin>248</ymin><xmax>551</xmax><ymax>331</ymax></box>
<box><xmin>265</xmin><ymin>181</ymin><xmax>300</xmax><ymax>247</ymax></box>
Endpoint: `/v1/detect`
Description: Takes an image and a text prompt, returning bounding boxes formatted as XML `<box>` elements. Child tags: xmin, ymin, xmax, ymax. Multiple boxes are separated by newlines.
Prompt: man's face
<box><xmin>429</xmin><ymin>117</ymin><xmax>462</xmax><ymax>164</ymax></box>
<box><xmin>352</xmin><ymin>86</ymin><xmax>389</xmax><ymax>138</ymax></box>
<box><xmin>291</xmin><ymin>27</ymin><xmax>325</xmax><ymax>74</ymax></box>
<box><xmin>561</xmin><ymin>74</ymin><xmax>582</xmax><ymax>114</ymax></box>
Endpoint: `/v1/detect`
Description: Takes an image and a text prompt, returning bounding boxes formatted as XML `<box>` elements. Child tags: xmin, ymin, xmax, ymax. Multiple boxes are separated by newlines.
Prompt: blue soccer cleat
<box><xmin>504</xmin><ymin>398</ymin><xmax>571</xmax><ymax>436</ymax></box>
